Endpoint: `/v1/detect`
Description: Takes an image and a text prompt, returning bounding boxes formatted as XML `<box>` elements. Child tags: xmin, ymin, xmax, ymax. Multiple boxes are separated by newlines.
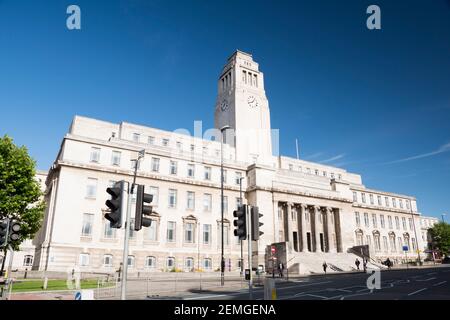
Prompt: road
<box><xmin>177</xmin><ymin>265</ymin><xmax>450</xmax><ymax>300</ymax></box>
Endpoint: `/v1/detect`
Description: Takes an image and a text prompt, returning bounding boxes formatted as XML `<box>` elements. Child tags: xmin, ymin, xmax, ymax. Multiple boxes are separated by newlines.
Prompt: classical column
<box><xmin>286</xmin><ymin>202</ymin><xmax>294</xmax><ymax>252</ymax></box>
<box><xmin>326</xmin><ymin>207</ymin><xmax>336</xmax><ymax>253</ymax></box>
<box><xmin>313</xmin><ymin>206</ymin><xmax>322</xmax><ymax>252</ymax></box>
<box><xmin>334</xmin><ymin>208</ymin><xmax>342</xmax><ymax>253</ymax></box>
<box><xmin>300</xmin><ymin>204</ymin><xmax>308</xmax><ymax>252</ymax></box>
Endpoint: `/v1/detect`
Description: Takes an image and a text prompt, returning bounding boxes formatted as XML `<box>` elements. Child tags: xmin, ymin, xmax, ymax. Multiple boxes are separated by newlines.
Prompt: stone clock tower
<box><xmin>214</xmin><ymin>50</ymin><xmax>274</xmax><ymax>165</ymax></box>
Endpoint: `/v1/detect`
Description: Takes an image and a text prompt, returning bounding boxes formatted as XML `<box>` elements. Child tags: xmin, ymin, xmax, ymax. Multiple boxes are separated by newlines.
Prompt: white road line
<box><xmin>416</xmin><ymin>277</ymin><xmax>436</xmax><ymax>282</ymax></box>
<box><xmin>407</xmin><ymin>288</ymin><xmax>428</xmax><ymax>296</ymax></box>
<box><xmin>302</xmin><ymin>294</ymin><xmax>329</xmax><ymax>299</ymax></box>
<box><xmin>340</xmin><ymin>291</ymin><xmax>373</xmax><ymax>300</ymax></box>
<box><xmin>427</xmin><ymin>272</ymin><xmax>437</xmax><ymax>276</ymax></box>
<box><xmin>432</xmin><ymin>281</ymin><xmax>447</xmax><ymax>287</ymax></box>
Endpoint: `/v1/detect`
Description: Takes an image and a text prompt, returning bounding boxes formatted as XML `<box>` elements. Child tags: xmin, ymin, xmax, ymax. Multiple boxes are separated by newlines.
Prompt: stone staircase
<box><xmin>286</xmin><ymin>251</ymin><xmax>386</xmax><ymax>275</ymax></box>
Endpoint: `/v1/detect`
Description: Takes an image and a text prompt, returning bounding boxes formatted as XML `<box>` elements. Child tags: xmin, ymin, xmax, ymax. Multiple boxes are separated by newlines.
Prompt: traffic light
<box><xmin>251</xmin><ymin>206</ymin><xmax>264</xmax><ymax>241</ymax></box>
<box><xmin>9</xmin><ymin>220</ymin><xmax>21</xmax><ymax>242</ymax></box>
<box><xmin>233</xmin><ymin>204</ymin><xmax>247</xmax><ymax>240</ymax></box>
<box><xmin>105</xmin><ymin>181</ymin><xmax>126</xmax><ymax>229</ymax></box>
<box><xmin>0</xmin><ymin>219</ymin><xmax>8</xmax><ymax>247</ymax></box>
<box><xmin>134</xmin><ymin>184</ymin><xmax>153</xmax><ymax>231</ymax></box>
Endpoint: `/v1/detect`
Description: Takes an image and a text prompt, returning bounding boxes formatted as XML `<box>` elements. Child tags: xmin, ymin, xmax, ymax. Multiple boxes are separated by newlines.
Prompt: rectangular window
<box><xmin>406</xmin><ymin>200</ymin><xmax>410</xmax><ymax>210</ymax></box>
<box><xmin>111</xmin><ymin>151</ymin><xmax>121</xmax><ymax>166</ymax></box>
<box><xmin>235</xmin><ymin>172</ymin><xmax>242</xmax><ymax>185</ymax></box>
<box><xmin>377</xmin><ymin>195</ymin><xmax>382</xmax><ymax>206</ymax></box>
<box><xmin>129</xmin><ymin>218</ymin><xmax>136</xmax><ymax>239</ymax></box>
<box><xmin>392</xmin><ymin>198</ymin><xmax>397</xmax><ymax>208</ymax></box>
<box><xmin>289</xmin><ymin>164</ymin><xmax>293</xmax><ymax>171</ymax></box>
<box><xmin>148</xmin><ymin>136</ymin><xmax>155</xmax><ymax>145</ymax></box>
<box><xmin>190</xmin><ymin>144</ymin><xmax>195</xmax><ymax>152</ymax></box>
<box><xmin>223</xmin><ymin>195</ymin><xmax>228</xmax><ymax>213</ymax></box>
<box><xmin>132</xmin><ymin>133</ymin><xmax>140</xmax><ymax>143</ymax></box>
<box><xmin>151</xmin><ymin>158</ymin><xmax>160</xmax><ymax>172</ymax></box>
<box><xmin>187</xmin><ymin>191</ymin><xmax>195</xmax><ymax>210</ymax></box>
<box><xmin>187</xmin><ymin>164</ymin><xmax>195</xmax><ymax>178</ymax></box>
<box><xmin>380</xmin><ymin>215</ymin><xmax>385</xmax><ymax>228</ymax></box>
<box><xmin>204</xmin><ymin>166</ymin><xmax>211</xmax><ymax>180</ymax></box>
<box><xmin>369</xmin><ymin>194</ymin><xmax>374</xmax><ymax>205</ymax></box>
<box><xmin>388</xmin><ymin>216</ymin><xmax>393</xmax><ymax>229</ymax></box>
<box><xmin>167</xmin><ymin>221</ymin><xmax>176</xmax><ymax>242</ymax></box>
<box><xmin>224</xmin><ymin>225</ymin><xmax>230</xmax><ymax>245</ymax></box>
<box><xmin>203</xmin><ymin>193</ymin><xmax>212</xmax><ymax>212</ymax></box>
<box><xmin>103</xmin><ymin>221</ymin><xmax>116</xmax><ymax>239</ymax></box>
<box><xmin>176</xmin><ymin>141</ymin><xmax>182</xmax><ymax>151</ymax></box>
<box><xmin>364</xmin><ymin>213</ymin><xmax>369</xmax><ymax>227</ymax></box>
<box><xmin>372</xmin><ymin>214</ymin><xmax>377</xmax><ymax>228</ymax></box>
<box><xmin>81</xmin><ymin>213</ymin><xmax>94</xmax><ymax>237</ymax></box>
<box><xmin>184</xmin><ymin>223</ymin><xmax>194</xmax><ymax>243</ymax></box>
<box><xmin>149</xmin><ymin>186</ymin><xmax>159</xmax><ymax>205</ymax></box>
<box><xmin>236</xmin><ymin>197</ymin><xmax>242</xmax><ymax>208</ymax></box>
<box><xmin>170</xmin><ymin>161</ymin><xmax>177</xmax><ymax>175</ymax></box>
<box><xmin>222</xmin><ymin>170</ymin><xmax>227</xmax><ymax>184</ymax></box>
<box><xmin>355</xmin><ymin>212</ymin><xmax>360</xmax><ymax>227</ymax></box>
<box><xmin>353</xmin><ymin>192</ymin><xmax>358</xmax><ymax>202</ymax></box>
<box><xmin>399</xmin><ymin>199</ymin><xmax>403</xmax><ymax>209</ymax></box>
<box><xmin>79</xmin><ymin>254</ymin><xmax>90</xmax><ymax>266</ymax></box>
<box><xmin>168</xmin><ymin>189</ymin><xmax>177</xmax><ymax>208</ymax></box>
<box><xmin>162</xmin><ymin>138</ymin><xmax>169</xmax><ymax>147</ymax></box>
<box><xmin>361</xmin><ymin>193</ymin><xmax>366</xmax><ymax>203</ymax></box>
<box><xmin>86</xmin><ymin>178</ymin><xmax>97</xmax><ymax>198</ymax></box>
<box><xmin>395</xmin><ymin>216</ymin><xmax>400</xmax><ymax>229</ymax></box>
<box><xmin>146</xmin><ymin>221</ymin><xmax>157</xmax><ymax>241</ymax></box>
<box><xmin>409</xmin><ymin>218</ymin><xmax>413</xmax><ymax>230</ymax></box>
<box><xmin>385</xmin><ymin>197</ymin><xmax>390</xmax><ymax>207</ymax></box>
<box><xmin>203</xmin><ymin>224</ymin><xmax>211</xmax><ymax>244</ymax></box>
<box><xmin>90</xmin><ymin>147</ymin><xmax>101</xmax><ymax>163</ymax></box>
<box><xmin>402</xmin><ymin>217</ymin><xmax>407</xmax><ymax>230</ymax></box>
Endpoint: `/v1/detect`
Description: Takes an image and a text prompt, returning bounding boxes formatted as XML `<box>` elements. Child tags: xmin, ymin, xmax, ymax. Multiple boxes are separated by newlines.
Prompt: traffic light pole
<box><xmin>247</xmin><ymin>205</ymin><xmax>253</xmax><ymax>300</ymax></box>
<box><xmin>120</xmin><ymin>181</ymin><xmax>132</xmax><ymax>301</ymax></box>
<box><xmin>0</xmin><ymin>218</ymin><xmax>10</xmax><ymax>277</ymax></box>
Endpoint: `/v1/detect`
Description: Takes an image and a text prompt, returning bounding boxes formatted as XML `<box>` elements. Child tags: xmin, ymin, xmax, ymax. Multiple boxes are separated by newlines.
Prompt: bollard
<box><xmin>264</xmin><ymin>278</ymin><xmax>276</xmax><ymax>300</ymax></box>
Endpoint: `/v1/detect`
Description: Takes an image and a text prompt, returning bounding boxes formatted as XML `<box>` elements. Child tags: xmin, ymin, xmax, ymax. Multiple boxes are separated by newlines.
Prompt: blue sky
<box><xmin>0</xmin><ymin>0</ymin><xmax>449</xmax><ymax>218</ymax></box>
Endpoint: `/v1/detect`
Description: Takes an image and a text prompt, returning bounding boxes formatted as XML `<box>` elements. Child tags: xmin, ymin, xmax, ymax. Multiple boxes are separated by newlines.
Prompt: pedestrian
<box><xmin>279</xmin><ymin>262</ymin><xmax>284</xmax><ymax>278</ymax></box>
<box><xmin>363</xmin><ymin>259</ymin><xmax>367</xmax><ymax>272</ymax></box>
<box><xmin>355</xmin><ymin>258</ymin><xmax>360</xmax><ymax>270</ymax></box>
<box><xmin>386</xmin><ymin>258</ymin><xmax>392</xmax><ymax>270</ymax></box>
<box><xmin>322</xmin><ymin>261</ymin><xmax>328</xmax><ymax>273</ymax></box>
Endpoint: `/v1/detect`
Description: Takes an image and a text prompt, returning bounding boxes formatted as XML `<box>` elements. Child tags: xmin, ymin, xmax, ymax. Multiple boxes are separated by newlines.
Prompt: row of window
<box><xmin>287</xmin><ymin>164</ymin><xmax>342</xmax><ymax>180</ymax></box>
<box><xmin>79</xmin><ymin>253</ymin><xmax>214</xmax><ymax>270</ymax></box>
<box><xmin>355</xmin><ymin>232</ymin><xmax>417</xmax><ymax>253</ymax></box>
<box><xmin>242</xmin><ymin>70</ymin><xmax>258</xmax><ymax>87</ymax></box>
<box><xmin>90</xmin><ymin>147</ymin><xmax>242</xmax><ymax>184</ymax></box>
<box><xmin>353</xmin><ymin>191</ymin><xmax>411</xmax><ymax>210</ymax></box>
<box><xmin>81</xmin><ymin>215</ymin><xmax>242</xmax><ymax>246</ymax></box>
<box><xmin>355</xmin><ymin>212</ymin><xmax>415</xmax><ymax>231</ymax></box>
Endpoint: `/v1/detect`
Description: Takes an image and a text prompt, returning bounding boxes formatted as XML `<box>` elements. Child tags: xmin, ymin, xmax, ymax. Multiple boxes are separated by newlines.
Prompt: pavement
<box><xmin>177</xmin><ymin>265</ymin><xmax>450</xmax><ymax>300</ymax></box>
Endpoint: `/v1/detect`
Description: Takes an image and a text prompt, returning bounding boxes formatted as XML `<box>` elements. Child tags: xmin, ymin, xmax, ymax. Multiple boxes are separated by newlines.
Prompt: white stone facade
<box><xmin>6</xmin><ymin>51</ymin><xmax>435</xmax><ymax>273</ymax></box>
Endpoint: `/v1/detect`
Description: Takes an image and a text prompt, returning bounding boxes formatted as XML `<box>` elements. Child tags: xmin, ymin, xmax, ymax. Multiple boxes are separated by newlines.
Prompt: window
<box><xmin>168</xmin><ymin>189</ymin><xmax>177</xmax><ymax>208</ymax></box>
<box><xmin>81</xmin><ymin>213</ymin><xmax>94</xmax><ymax>237</ymax></box>
<box><xmin>408</xmin><ymin>218</ymin><xmax>413</xmax><ymax>230</ymax></box>
<box><xmin>388</xmin><ymin>216</ymin><xmax>393</xmax><ymax>229</ymax></box>
<box><xmin>187</xmin><ymin>164</ymin><xmax>195</xmax><ymax>178</ymax></box>
<box><xmin>315</xmin><ymin>169</ymin><xmax>319</xmax><ymax>176</ymax></box>
<box><xmin>395</xmin><ymin>216</ymin><xmax>400</xmax><ymax>229</ymax></box>
<box><xmin>130</xmin><ymin>159</ymin><xmax>140</xmax><ymax>170</ymax></box>
<box><xmin>190</xmin><ymin>144</ymin><xmax>195</xmax><ymax>152</ymax></box>
<box><xmin>406</xmin><ymin>200</ymin><xmax>410</xmax><ymax>210</ymax></box>
<box><xmin>390</xmin><ymin>235</ymin><xmax>396</xmax><ymax>252</ymax></box>
<box><xmin>372</xmin><ymin>214</ymin><xmax>377</xmax><ymax>228</ymax></box>
<box><xmin>377</xmin><ymin>195</ymin><xmax>382</xmax><ymax>206</ymax></box>
<box><xmin>79</xmin><ymin>254</ymin><xmax>90</xmax><ymax>266</ymax></box>
<box><xmin>385</xmin><ymin>197</ymin><xmax>390</xmax><ymax>207</ymax></box>
<box><xmin>370</xmin><ymin>194</ymin><xmax>374</xmax><ymax>205</ymax></box>
<box><xmin>392</xmin><ymin>198</ymin><xmax>397</xmax><ymax>208</ymax></box>
<box><xmin>103</xmin><ymin>255</ymin><xmax>113</xmax><ymax>267</ymax></box>
<box><xmin>222</xmin><ymin>170</ymin><xmax>227</xmax><ymax>184</ymax></box>
<box><xmin>146</xmin><ymin>256</ymin><xmax>156</xmax><ymax>268</ymax></box>
<box><xmin>380</xmin><ymin>215</ymin><xmax>385</xmax><ymax>228</ymax></box>
<box><xmin>167</xmin><ymin>221</ymin><xmax>176</xmax><ymax>242</ymax></box>
<box><xmin>162</xmin><ymin>138</ymin><xmax>169</xmax><ymax>147</ymax></box>
<box><xmin>146</xmin><ymin>220</ymin><xmax>157</xmax><ymax>241</ymax></box>
<box><xmin>361</xmin><ymin>193</ymin><xmax>366</xmax><ymax>203</ymax></box>
<box><xmin>23</xmin><ymin>255</ymin><xmax>33</xmax><ymax>267</ymax></box>
<box><xmin>402</xmin><ymin>217</ymin><xmax>407</xmax><ymax>230</ymax></box>
<box><xmin>203</xmin><ymin>193</ymin><xmax>212</xmax><ymax>211</ymax></box>
<box><xmin>330</xmin><ymin>172</ymin><xmax>334</xmax><ymax>179</ymax></box>
<box><xmin>103</xmin><ymin>221</ymin><xmax>116</xmax><ymax>239</ymax></box>
<box><xmin>111</xmin><ymin>151</ymin><xmax>121</xmax><ymax>166</ymax></box>
<box><xmin>184</xmin><ymin>223</ymin><xmax>194</xmax><ymax>243</ymax></box>
<box><xmin>223</xmin><ymin>196</ymin><xmax>228</xmax><ymax>213</ymax></box>
<box><xmin>235</xmin><ymin>172</ymin><xmax>242</xmax><ymax>185</ymax></box>
<box><xmin>132</xmin><ymin>133</ymin><xmax>140</xmax><ymax>143</ymax></box>
<box><xmin>86</xmin><ymin>178</ymin><xmax>97</xmax><ymax>198</ymax></box>
<box><xmin>353</xmin><ymin>192</ymin><xmax>358</xmax><ymax>202</ymax></box>
<box><xmin>148</xmin><ymin>136</ymin><xmax>155</xmax><ymax>145</ymax></box>
<box><xmin>364</xmin><ymin>213</ymin><xmax>369</xmax><ymax>227</ymax></box>
<box><xmin>338</xmin><ymin>174</ymin><xmax>342</xmax><ymax>180</ymax></box>
<box><xmin>366</xmin><ymin>235</ymin><xmax>372</xmax><ymax>247</ymax></box>
<box><xmin>374</xmin><ymin>234</ymin><xmax>381</xmax><ymax>252</ymax></box>
<box><xmin>355</xmin><ymin>212</ymin><xmax>361</xmax><ymax>227</ymax></box>
<box><xmin>185</xmin><ymin>257</ymin><xmax>194</xmax><ymax>270</ymax></box>
<box><xmin>149</xmin><ymin>186</ymin><xmax>159</xmax><ymax>205</ymax></box>
<box><xmin>187</xmin><ymin>191</ymin><xmax>195</xmax><ymax>210</ymax></box>
<box><xmin>203</xmin><ymin>224</ymin><xmax>211</xmax><ymax>244</ymax></box>
<box><xmin>398</xmin><ymin>237</ymin><xmax>403</xmax><ymax>252</ymax></box>
<box><xmin>399</xmin><ymin>199</ymin><xmax>403</xmax><ymax>209</ymax></box>
<box><xmin>176</xmin><ymin>141</ymin><xmax>182</xmax><ymax>151</ymax></box>
<box><xmin>289</xmin><ymin>164</ymin><xmax>293</xmax><ymax>171</ymax></box>
<box><xmin>236</xmin><ymin>197</ymin><xmax>242</xmax><ymax>209</ymax></box>
<box><xmin>242</xmin><ymin>70</ymin><xmax>247</xmax><ymax>83</ymax></box>
<box><xmin>129</xmin><ymin>219</ymin><xmax>136</xmax><ymax>239</ymax></box>
<box><xmin>170</xmin><ymin>161</ymin><xmax>177</xmax><ymax>175</ymax></box>
<box><xmin>167</xmin><ymin>257</ymin><xmax>175</xmax><ymax>269</ymax></box>
<box><xmin>204</xmin><ymin>167</ymin><xmax>211</xmax><ymax>180</ymax></box>
<box><xmin>127</xmin><ymin>256</ymin><xmax>135</xmax><ymax>268</ymax></box>
<box><xmin>151</xmin><ymin>158</ymin><xmax>160</xmax><ymax>172</ymax></box>
<box><xmin>412</xmin><ymin>238</ymin><xmax>417</xmax><ymax>251</ymax></box>
<box><xmin>90</xmin><ymin>147</ymin><xmax>100</xmax><ymax>163</ymax></box>
<box><xmin>203</xmin><ymin>147</ymin><xmax>208</xmax><ymax>155</ymax></box>
<box><xmin>203</xmin><ymin>258</ymin><xmax>212</xmax><ymax>270</ymax></box>
<box><xmin>224</xmin><ymin>225</ymin><xmax>230</xmax><ymax>245</ymax></box>
<box><xmin>383</xmin><ymin>236</ymin><xmax>389</xmax><ymax>252</ymax></box>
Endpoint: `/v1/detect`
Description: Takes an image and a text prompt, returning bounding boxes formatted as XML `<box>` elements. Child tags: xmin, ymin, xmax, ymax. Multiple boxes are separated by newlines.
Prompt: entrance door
<box><xmin>320</xmin><ymin>233</ymin><xmax>324</xmax><ymax>252</ymax></box>
<box><xmin>293</xmin><ymin>232</ymin><xmax>298</xmax><ymax>252</ymax></box>
<box><xmin>307</xmin><ymin>232</ymin><xmax>312</xmax><ymax>252</ymax></box>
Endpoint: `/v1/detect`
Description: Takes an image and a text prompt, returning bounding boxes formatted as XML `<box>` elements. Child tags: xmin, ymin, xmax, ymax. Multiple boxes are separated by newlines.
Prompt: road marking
<box><xmin>276</xmin><ymin>281</ymin><xmax>333</xmax><ymax>291</ymax></box>
<box><xmin>432</xmin><ymin>281</ymin><xmax>447</xmax><ymax>287</ymax></box>
<box><xmin>340</xmin><ymin>291</ymin><xmax>373</xmax><ymax>300</ymax></box>
<box><xmin>407</xmin><ymin>288</ymin><xmax>428</xmax><ymax>296</ymax></box>
<box><xmin>427</xmin><ymin>272</ymin><xmax>437</xmax><ymax>276</ymax></box>
<box><xmin>416</xmin><ymin>277</ymin><xmax>436</xmax><ymax>282</ymax></box>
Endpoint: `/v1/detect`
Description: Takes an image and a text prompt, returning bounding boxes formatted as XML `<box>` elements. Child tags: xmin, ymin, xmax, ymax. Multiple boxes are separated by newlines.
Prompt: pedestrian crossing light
<box><xmin>105</xmin><ymin>181</ymin><xmax>126</xmax><ymax>229</ymax></box>
<box><xmin>9</xmin><ymin>220</ymin><xmax>21</xmax><ymax>242</ymax></box>
<box><xmin>233</xmin><ymin>204</ymin><xmax>247</xmax><ymax>240</ymax></box>
<box><xmin>251</xmin><ymin>206</ymin><xmax>264</xmax><ymax>241</ymax></box>
<box><xmin>134</xmin><ymin>184</ymin><xmax>153</xmax><ymax>231</ymax></box>
<box><xmin>0</xmin><ymin>219</ymin><xmax>8</xmax><ymax>247</ymax></box>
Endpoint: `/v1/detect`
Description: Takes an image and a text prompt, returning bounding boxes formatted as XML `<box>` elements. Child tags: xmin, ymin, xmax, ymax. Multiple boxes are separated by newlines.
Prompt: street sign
<box><xmin>402</xmin><ymin>245</ymin><xmax>409</xmax><ymax>252</ymax></box>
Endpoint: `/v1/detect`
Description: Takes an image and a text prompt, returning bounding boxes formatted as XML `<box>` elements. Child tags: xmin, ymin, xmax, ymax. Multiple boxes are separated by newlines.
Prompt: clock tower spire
<box><xmin>214</xmin><ymin>50</ymin><xmax>273</xmax><ymax>165</ymax></box>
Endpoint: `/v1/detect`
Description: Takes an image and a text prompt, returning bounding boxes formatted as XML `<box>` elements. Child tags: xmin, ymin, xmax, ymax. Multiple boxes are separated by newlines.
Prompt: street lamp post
<box><xmin>409</xmin><ymin>200</ymin><xmax>421</xmax><ymax>266</ymax></box>
<box><xmin>239</xmin><ymin>177</ymin><xmax>244</xmax><ymax>276</ymax></box>
<box><xmin>220</xmin><ymin>125</ymin><xmax>230</xmax><ymax>286</ymax></box>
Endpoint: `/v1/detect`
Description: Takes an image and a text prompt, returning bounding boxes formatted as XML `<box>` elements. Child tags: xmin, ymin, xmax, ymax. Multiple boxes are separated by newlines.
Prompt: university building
<box><xmin>2</xmin><ymin>51</ymin><xmax>437</xmax><ymax>274</ymax></box>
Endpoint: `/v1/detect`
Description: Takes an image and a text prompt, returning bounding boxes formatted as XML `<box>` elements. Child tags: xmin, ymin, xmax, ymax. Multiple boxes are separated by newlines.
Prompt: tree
<box><xmin>0</xmin><ymin>135</ymin><xmax>45</xmax><ymax>274</ymax></box>
<box><xmin>429</xmin><ymin>222</ymin><xmax>450</xmax><ymax>256</ymax></box>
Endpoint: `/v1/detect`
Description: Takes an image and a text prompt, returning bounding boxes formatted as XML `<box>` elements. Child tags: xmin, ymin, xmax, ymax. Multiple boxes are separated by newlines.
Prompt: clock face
<box><xmin>220</xmin><ymin>99</ymin><xmax>229</xmax><ymax>112</ymax></box>
<box><xmin>247</xmin><ymin>95</ymin><xmax>259</xmax><ymax>108</ymax></box>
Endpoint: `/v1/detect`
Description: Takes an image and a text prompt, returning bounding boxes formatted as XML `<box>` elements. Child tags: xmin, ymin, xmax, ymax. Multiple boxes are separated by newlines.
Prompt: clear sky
<box><xmin>0</xmin><ymin>0</ymin><xmax>449</xmax><ymax>219</ymax></box>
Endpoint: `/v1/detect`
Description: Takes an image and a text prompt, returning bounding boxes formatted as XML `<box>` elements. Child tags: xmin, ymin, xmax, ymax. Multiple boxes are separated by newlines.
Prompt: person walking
<box><xmin>278</xmin><ymin>262</ymin><xmax>284</xmax><ymax>278</ymax></box>
<box><xmin>355</xmin><ymin>258</ymin><xmax>360</xmax><ymax>270</ymax></box>
<box><xmin>322</xmin><ymin>261</ymin><xmax>328</xmax><ymax>274</ymax></box>
<box><xmin>386</xmin><ymin>258</ymin><xmax>392</xmax><ymax>270</ymax></box>
<box><xmin>363</xmin><ymin>259</ymin><xmax>367</xmax><ymax>272</ymax></box>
